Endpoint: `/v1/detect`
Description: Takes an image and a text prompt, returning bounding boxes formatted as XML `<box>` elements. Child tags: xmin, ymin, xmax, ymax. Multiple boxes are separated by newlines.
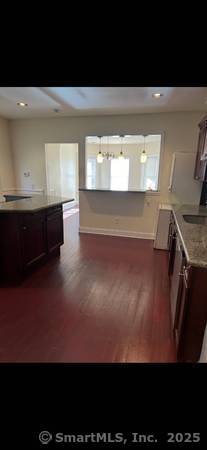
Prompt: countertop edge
<box><xmin>172</xmin><ymin>206</ymin><xmax>207</xmax><ymax>269</ymax></box>
<box><xmin>0</xmin><ymin>197</ymin><xmax>74</xmax><ymax>213</ymax></box>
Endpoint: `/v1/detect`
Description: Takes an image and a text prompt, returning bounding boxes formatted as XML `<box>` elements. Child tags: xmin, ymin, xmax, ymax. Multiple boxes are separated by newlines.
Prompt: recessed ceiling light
<box><xmin>152</xmin><ymin>93</ymin><xmax>163</xmax><ymax>98</ymax></box>
<box><xmin>112</xmin><ymin>135</ymin><xmax>120</xmax><ymax>138</ymax></box>
<box><xmin>17</xmin><ymin>102</ymin><xmax>28</xmax><ymax>107</ymax></box>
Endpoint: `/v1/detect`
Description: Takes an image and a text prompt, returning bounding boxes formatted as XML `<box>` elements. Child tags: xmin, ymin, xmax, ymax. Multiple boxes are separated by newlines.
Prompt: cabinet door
<box><xmin>194</xmin><ymin>124</ymin><xmax>207</xmax><ymax>181</ymax></box>
<box><xmin>170</xmin><ymin>238</ymin><xmax>184</xmax><ymax>329</ymax></box>
<box><xmin>202</xmin><ymin>128</ymin><xmax>207</xmax><ymax>160</ymax></box>
<box><xmin>46</xmin><ymin>211</ymin><xmax>63</xmax><ymax>253</ymax></box>
<box><xmin>174</xmin><ymin>265</ymin><xmax>190</xmax><ymax>352</ymax></box>
<box><xmin>168</xmin><ymin>219</ymin><xmax>176</xmax><ymax>276</ymax></box>
<box><xmin>21</xmin><ymin>213</ymin><xmax>47</xmax><ymax>269</ymax></box>
<box><xmin>167</xmin><ymin>220</ymin><xmax>173</xmax><ymax>251</ymax></box>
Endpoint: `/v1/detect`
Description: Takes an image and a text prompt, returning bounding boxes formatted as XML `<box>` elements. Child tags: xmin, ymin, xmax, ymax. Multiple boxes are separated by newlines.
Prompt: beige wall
<box><xmin>0</xmin><ymin>117</ymin><xmax>15</xmax><ymax>191</ymax></box>
<box><xmin>9</xmin><ymin>111</ymin><xmax>204</xmax><ymax>237</ymax></box>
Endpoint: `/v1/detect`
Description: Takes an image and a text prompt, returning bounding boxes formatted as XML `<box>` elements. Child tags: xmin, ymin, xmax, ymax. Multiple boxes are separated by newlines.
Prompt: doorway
<box><xmin>45</xmin><ymin>143</ymin><xmax>79</xmax><ymax>215</ymax></box>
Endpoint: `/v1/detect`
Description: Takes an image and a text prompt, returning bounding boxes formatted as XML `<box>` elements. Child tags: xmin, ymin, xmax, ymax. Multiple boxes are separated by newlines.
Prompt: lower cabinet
<box><xmin>170</xmin><ymin>234</ymin><xmax>185</xmax><ymax>330</ymax></box>
<box><xmin>20</xmin><ymin>212</ymin><xmax>47</xmax><ymax>269</ymax></box>
<box><xmin>168</xmin><ymin>213</ymin><xmax>207</xmax><ymax>361</ymax></box>
<box><xmin>168</xmin><ymin>214</ymin><xmax>177</xmax><ymax>277</ymax></box>
<box><xmin>46</xmin><ymin>210</ymin><xmax>63</xmax><ymax>253</ymax></box>
<box><xmin>174</xmin><ymin>263</ymin><xmax>190</xmax><ymax>351</ymax></box>
<box><xmin>0</xmin><ymin>205</ymin><xmax>64</xmax><ymax>283</ymax></box>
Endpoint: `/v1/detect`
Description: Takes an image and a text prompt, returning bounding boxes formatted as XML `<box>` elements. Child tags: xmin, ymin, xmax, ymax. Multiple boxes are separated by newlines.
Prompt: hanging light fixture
<box><xmin>140</xmin><ymin>135</ymin><xmax>147</xmax><ymax>163</ymax></box>
<box><xmin>104</xmin><ymin>135</ymin><xmax>115</xmax><ymax>160</ymax></box>
<box><xmin>96</xmin><ymin>136</ymin><xmax>115</xmax><ymax>161</ymax></box>
<box><xmin>118</xmin><ymin>135</ymin><xmax>125</xmax><ymax>160</ymax></box>
<box><xmin>97</xmin><ymin>136</ymin><xmax>104</xmax><ymax>163</ymax></box>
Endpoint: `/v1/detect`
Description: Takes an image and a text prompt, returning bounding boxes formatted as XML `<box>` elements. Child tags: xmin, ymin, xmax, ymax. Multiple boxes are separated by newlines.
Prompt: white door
<box><xmin>45</xmin><ymin>143</ymin><xmax>79</xmax><ymax>201</ymax></box>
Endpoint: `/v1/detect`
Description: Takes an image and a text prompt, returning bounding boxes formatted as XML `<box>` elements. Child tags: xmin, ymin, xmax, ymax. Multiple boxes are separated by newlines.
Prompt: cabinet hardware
<box><xmin>22</xmin><ymin>226</ymin><xmax>27</xmax><ymax>230</ymax></box>
<box><xmin>179</xmin><ymin>270</ymin><xmax>188</xmax><ymax>288</ymax></box>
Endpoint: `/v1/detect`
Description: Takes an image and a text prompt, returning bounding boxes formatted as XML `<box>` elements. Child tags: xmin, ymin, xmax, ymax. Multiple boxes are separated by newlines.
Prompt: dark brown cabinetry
<box><xmin>174</xmin><ymin>261</ymin><xmax>190</xmax><ymax>351</ymax></box>
<box><xmin>176</xmin><ymin>264</ymin><xmax>207</xmax><ymax>362</ymax></box>
<box><xmin>46</xmin><ymin>207</ymin><xmax>63</xmax><ymax>253</ymax></box>
<box><xmin>168</xmin><ymin>214</ymin><xmax>207</xmax><ymax>361</ymax></box>
<box><xmin>194</xmin><ymin>115</ymin><xmax>207</xmax><ymax>181</ymax></box>
<box><xmin>168</xmin><ymin>213</ymin><xmax>177</xmax><ymax>277</ymax></box>
<box><xmin>20</xmin><ymin>212</ymin><xmax>47</xmax><ymax>269</ymax></box>
<box><xmin>170</xmin><ymin>232</ymin><xmax>185</xmax><ymax>330</ymax></box>
<box><xmin>0</xmin><ymin>205</ymin><xmax>64</xmax><ymax>283</ymax></box>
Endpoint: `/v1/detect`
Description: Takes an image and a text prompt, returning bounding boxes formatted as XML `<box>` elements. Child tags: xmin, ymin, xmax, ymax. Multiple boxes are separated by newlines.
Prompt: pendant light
<box><xmin>118</xmin><ymin>135</ymin><xmax>125</xmax><ymax>160</ymax></box>
<box><xmin>140</xmin><ymin>135</ymin><xmax>147</xmax><ymax>163</ymax></box>
<box><xmin>97</xmin><ymin>136</ymin><xmax>103</xmax><ymax>163</ymax></box>
<box><xmin>105</xmin><ymin>135</ymin><xmax>115</xmax><ymax>160</ymax></box>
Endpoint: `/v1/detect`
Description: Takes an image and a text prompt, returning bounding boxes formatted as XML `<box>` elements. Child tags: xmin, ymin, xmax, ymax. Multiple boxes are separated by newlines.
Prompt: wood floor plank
<box><xmin>0</xmin><ymin>212</ymin><xmax>176</xmax><ymax>362</ymax></box>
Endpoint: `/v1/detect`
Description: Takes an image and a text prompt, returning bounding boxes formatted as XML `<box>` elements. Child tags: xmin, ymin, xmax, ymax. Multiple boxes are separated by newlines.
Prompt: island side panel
<box><xmin>0</xmin><ymin>213</ymin><xmax>23</xmax><ymax>282</ymax></box>
<box><xmin>0</xmin><ymin>204</ymin><xmax>64</xmax><ymax>284</ymax></box>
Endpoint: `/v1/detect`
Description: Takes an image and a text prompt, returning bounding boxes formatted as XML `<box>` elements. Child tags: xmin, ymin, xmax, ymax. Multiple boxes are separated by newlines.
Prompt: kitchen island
<box><xmin>0</xmin><ymin>194</ymin><xmax>74</xmax><ymax>284</ymax></box>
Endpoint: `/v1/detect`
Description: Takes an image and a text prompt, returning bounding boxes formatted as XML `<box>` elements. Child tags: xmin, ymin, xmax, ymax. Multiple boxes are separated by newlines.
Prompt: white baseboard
<box><xmin>79</xmin><ymin>226</ymin><xmax>154</xmax><ymax>240</ymax></box>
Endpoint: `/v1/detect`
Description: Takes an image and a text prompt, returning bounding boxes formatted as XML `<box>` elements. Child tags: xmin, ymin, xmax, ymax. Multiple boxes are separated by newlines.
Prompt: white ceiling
<box><xmin>0</xmin><ymin>87</ymin><xmax>206</xmax><ymax>119</ymax></box>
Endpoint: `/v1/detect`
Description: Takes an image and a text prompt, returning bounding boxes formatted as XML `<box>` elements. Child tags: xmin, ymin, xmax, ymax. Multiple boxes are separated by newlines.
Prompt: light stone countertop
<box><xmin>172</xmin><ymin>204</ymin><xmax>207</xmax><ymax>268</ymax></box>
<box><xmin>0</xmin><ymin>194</ymin><xmax>74</xmax><ymax>213</ymax></box>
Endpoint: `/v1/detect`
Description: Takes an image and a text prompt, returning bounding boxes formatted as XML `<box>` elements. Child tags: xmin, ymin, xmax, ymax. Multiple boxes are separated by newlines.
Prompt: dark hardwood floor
<box><xmin>0</xmin><ymin>212</ymin><xmax>176</xmax><ymax>362</ymax></box>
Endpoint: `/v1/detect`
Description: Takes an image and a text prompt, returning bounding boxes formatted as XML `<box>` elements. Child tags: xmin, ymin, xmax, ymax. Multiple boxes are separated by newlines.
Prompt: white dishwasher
<box><xmin>154</xmin><ymin>204</ymin><xmax>172</xmax><ymax>250</ymax></box>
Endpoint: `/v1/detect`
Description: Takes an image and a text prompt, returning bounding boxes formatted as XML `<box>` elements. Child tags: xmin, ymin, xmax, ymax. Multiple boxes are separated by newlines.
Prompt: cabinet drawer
<box><xmin>20</xmin><ymin>213</ymin><xmax>47</xmax><ymax>269</ymax></box>
<box><xmin>46</xmin><ymin>210</ymin><xmax>63</xmax><ymax>253</ymax></box>
<box><xmin>46</xmin><ymin>205</ymin><xmax>62</xmax><ymax>216</ymax></box>
<box><xmin>20</xmin><ymin>211</ymin><xmax>45</xmax><ymax>226</ymax></box>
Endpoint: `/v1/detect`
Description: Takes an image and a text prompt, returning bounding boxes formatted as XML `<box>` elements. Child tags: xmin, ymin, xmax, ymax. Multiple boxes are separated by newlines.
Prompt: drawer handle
<box><xmin>179</xmin><ymin>265</ymin><xmax>187</xmax><ymax>276</ymax></box>
<box><xmin>179</xmin><ymin>268</ymin><xmax>188</xmax><ymax>288</ymax></box>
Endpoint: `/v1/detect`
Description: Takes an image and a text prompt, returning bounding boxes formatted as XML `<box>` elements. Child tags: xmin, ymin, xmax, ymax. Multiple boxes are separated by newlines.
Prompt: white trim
<box><xmin>63</xmin><ymin>200</ymin><xmax>79</xmax><ymax>210</ymax></box>
<box><xmin>79</xmin><ymin>226</ymin><xmax>154</xmax><ymax>240</ymax></box>
<box><xmin>145</xmin><ymin>190</ymin><xmax>161</xmax><ymax>196</ymax></box>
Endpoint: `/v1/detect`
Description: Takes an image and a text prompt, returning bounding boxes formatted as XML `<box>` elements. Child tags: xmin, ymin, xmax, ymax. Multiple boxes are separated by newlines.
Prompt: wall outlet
<box><xmin>114</xmin><ymin>217</ymin><xmax>119</xmax><ymax>224</ymax></box>
<box><xmin>24</xmin><ymin>171</ymin><xmax>30</xmax><ymax>178</ymax></box>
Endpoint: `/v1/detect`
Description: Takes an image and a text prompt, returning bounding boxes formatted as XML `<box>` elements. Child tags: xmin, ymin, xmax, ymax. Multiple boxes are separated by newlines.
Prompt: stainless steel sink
<box><xmin>183</xmin><ymin>214</ymin><xmax>207</xmax><ymax>225</ymax></box>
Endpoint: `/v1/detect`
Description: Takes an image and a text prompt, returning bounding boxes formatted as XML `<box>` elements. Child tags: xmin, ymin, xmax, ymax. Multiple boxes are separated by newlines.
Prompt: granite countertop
<box><xmin>172</xmin><ymin>204</ymin><xmax>207</xmax><ymax>268</ymax></box>
<box><xmin>0</xmin><ymin>194</ymin><xmax>74</xmax><ymax>213</ymax></box>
